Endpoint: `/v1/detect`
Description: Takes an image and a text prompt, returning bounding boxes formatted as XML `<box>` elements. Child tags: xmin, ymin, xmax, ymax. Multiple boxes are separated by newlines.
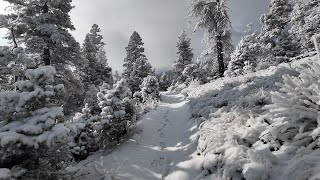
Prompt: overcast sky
<box><xmin>0</xmin><ymin>0</ymin><xmax>269</xmax><ymax>72</ymax></box>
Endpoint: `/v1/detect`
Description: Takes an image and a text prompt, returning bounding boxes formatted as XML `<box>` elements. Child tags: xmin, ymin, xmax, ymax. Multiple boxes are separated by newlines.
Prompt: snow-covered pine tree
<box><xmin>196</xmin><ymin>50</ymin><xmax>219</xmax><ymax>83</ymax></box>
<box><xmin>83</xmin><ymin>84</ymin><xmax>100</xmax><ymax>114</ymax></box>
<box><xmin>291</xmin><ymin>0</ymin><xmax>320</xmax><ymax>52</ymax></box>
<box><xmin>0</xmin><ymin>46</ymin><xmax>36</xmax><ymax>90</ymax></box>
<box><xmin>129</xmin><ymin>56</ymin><xmax>153</xmax><ymax>93</ymax></box>
<box><xmin>81</xmin><ymin>24</ymin><xmax>113</xmax><ymax>89</ymax></box>
<box><xmin>173</xmin><ymin>30</ymin><xmax>194</xmax><ymax>84</ymax></box>
<box><xmin>0</xmin><ymin>65</ymin><xmax>70</xmax><ymax>178</ymax></box>
<box><xmin>226</xmin><ymin>32</ymin><xmax>261</xmax><ymax>76</ymax></box>
<box><xmin>135</xmin><ymin>75</ymin><xmax>160</xmax><ymax>103</ymax></box>
<box><xmin>261</xmin><ymin>59</ymin><xmax>320</xmax><ymax>150</ymax></box>
<box><xmin>190</xmin><ymin>0</ymin><xmax>232</xmax><ymax>77</ymax></box>
<box><xmin>69</xmin><ymin>103</ymin><xmax>101</xmax><ymax>161</ymax></box>
<box><xmin>113</xmin><ymin>70</ymin><xmax>121</xmax><ymax>83</ymax></box>
<box><xmin>259</xmin><ymin>0</ymin><xmax>298</xmax><ymax>64</ymax></box>
<box><xmin>1</xmin><ymin>0</ymin><xmax>87</xmax><ymax>115</ymax></box>
<box><xmin>159</xmin><ymin>70</ymin><xmax>174</xmax><ymax>91</ymax></box>
<box><xmin>123</xmin><ymin>31</ymin><xmax>146</xmax><ymax>80</ymax></box>
<box><xmin>97</xmin><ymin>79</ymin><xmax>134</xmax><ymax>144</ymax></box>
<box><xmin>182</xmin><ymin>64</ymin><xmax>199</xmax><ymax>84</ymax></box>
<box><xmin>1</xmin><ymin>0</ymin><xmax>81</xmax><ymax>66</ymax></box>
<box><xmin>122</xmin><ymin>31</ymin><xmax>152</xmax><ymax>93</ymax></box>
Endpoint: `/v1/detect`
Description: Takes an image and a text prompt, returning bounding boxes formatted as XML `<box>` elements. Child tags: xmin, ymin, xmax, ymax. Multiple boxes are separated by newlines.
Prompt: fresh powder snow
<box><xmin>73</xmin><ymin>92</ymin><xmax>203</xmax><ymax>180</ymax></box>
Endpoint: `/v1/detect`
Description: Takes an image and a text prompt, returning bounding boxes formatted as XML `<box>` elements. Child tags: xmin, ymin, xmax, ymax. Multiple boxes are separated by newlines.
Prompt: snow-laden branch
<box><xmin>312</xmin><ymin>34</ymin><xmax>320</xmax><ymax>61</ymax></box>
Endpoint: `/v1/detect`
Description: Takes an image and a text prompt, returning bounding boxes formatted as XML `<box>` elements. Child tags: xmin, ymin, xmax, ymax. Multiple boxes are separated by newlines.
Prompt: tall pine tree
<box><xmin>227</xmin><ymin>32</ymin><xmax>262</xmax><ymax>76</ymax></box>
<box><xmin>122</xmin><ymin>31</ymin><xmax>152</xmax><ymax>93</ymax></box>
<box><xmin>258</xmin><ymin>0</ymin><xmax>297</xmax><ymax>63</ymax></box>
<box><xmin>81</xmin><ymin>24</ymin><xmax>113</xmax><ymax>88</ymax></box>
<box><xmin>1</xmin><ymin>0</ymin><xmax>81</xmax><ymax>66</ymax></box>
<box><xmin>291</xmin><ymin>0</ymin><xmax>320</xmax><ymax>52</ymax></box>
<box><xmin>173</xmin><ymin>30</ymin><xmax>194</xmax><ymax>84</ymax></box>
<box><xmin>0</xmin><ymin>0</ymin><xmax>85</xmax><ymax>115</ymax></box>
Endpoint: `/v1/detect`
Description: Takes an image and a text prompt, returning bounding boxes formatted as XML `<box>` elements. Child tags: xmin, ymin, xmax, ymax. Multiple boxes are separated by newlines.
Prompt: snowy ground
<box><xmin>73</xmin><ymin>92</ymin><xmax>203</xmax><ymax>180</ymax></box>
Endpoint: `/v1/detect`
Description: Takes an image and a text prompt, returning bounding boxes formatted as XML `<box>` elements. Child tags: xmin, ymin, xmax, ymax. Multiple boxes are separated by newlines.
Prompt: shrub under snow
<box><xmin>183</xmin><ymin>55</ymin><xmax>320</xmax><ymax>179</ymax></box>
<box><xmin>98</xmin><ymin>79</ymin><xmax>135</xmax><ymax>144</ymax></box>
<box><xmin>0</xmin><ymin>66</ymin><xmax>71</xmax><ymax>179</ymax></box>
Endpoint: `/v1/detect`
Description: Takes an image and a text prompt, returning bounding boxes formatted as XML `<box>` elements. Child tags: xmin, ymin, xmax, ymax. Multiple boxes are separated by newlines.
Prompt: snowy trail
<box><xmin>75</xmin><ymin>92</ymin><xmax>203</xmax><ymax>180</ymax></box>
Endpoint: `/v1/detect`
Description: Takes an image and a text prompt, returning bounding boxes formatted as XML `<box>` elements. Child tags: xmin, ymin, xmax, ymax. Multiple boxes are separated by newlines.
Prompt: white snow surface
<box><xmin>73</xmin><ymin>92</ymin><xmax>203</xmax><ymax>180</ymax></box>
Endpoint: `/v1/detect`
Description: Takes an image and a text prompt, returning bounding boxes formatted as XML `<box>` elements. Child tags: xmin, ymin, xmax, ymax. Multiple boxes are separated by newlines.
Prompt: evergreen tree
<box><xmin>173</xmin><ymin>30</ymin><xmax>194</xmax><ymax>84</ymax></box>
<box><xmin>81</xmin><ymin>24</ymin><xmax>113</xmax><ymax>89</ymax></box>
<box><xmin>1</xmin><ymin>0</ymin><xmax>87</xmax><ymax>115</ymax></box>
<box><xmin>97</xmin><ymin>79</ymin><xmax>134</xmax><ymax>144</ymax></box>
<box><xmin>113</xmin><ymin>70</ymin><xmax>121</xmax><ymax>83</ymax></box>
<box><xmin>129</xmin><ymin>57</ymin><xmax>153</xmax><ymax>92</ymax></box>
<box><xmin>226</xmin><ymin>32</ymin><xmax>262</xmax><ymax>76</ymax></box>
<box><xmin>134</xmin><ymin>75</ymin><xmax>160</xmax><ymax>103</ymax></box>
<box><xmin>259</xmin><ymin>0</ymin><xmax>298</xmax><ymax>63</ymax></box>
<box><xmin>69</xmin><ymin>103</ymin><xmax>101</xmax><ymax>161</ymax></box>
<box><xmin>196</xmin><ymin>50</ymin><xmax>218</xmax><ymax>83</ymax></box>
<box><xmin>0</xmin><ymin>65</ymin><xmax>70</xmax><ymax>178</ymax></box>
<box><xmin>182</xmin><ymin>64</ymin><xmax>199</xmax><ymax>84</ymax></box>
<box><xmin>291</xmin><ymin>0</ymin><xmax>320</xmax><ymax>52</ymax></box>
<box><xmin>159</xmin><ymin>71</ymin><xmax>174</xmax><ymax>91</ymax></box>
<box><xmin>122</xmin><ymin>31</ymin><xmax>146</xmax><ymax>80</ymax></box>
<box><xmin>191</xmin><ymin>0</ymin><xmax>232</xmax><ymax>77</ymax></box>
<box><xmin>123</xmin><ymin>31</ymin><xmax>152</xmax><ymax>93</ymax></box>
<box><xmin>1</xmin><ymin>0</ymin><xmax>81</xmax><ymax>66</ymax></box>
<box><xmin>0</xmin><ymin>46</ymin><xmax>36</xmax><ymax>90</ymax></box>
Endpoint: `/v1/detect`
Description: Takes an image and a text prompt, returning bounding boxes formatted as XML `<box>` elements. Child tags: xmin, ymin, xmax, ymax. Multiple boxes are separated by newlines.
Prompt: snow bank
<box><xmin>183</xmin><ymin>55</ymin><xmax>319</xmax><ymax>179</ymax></box>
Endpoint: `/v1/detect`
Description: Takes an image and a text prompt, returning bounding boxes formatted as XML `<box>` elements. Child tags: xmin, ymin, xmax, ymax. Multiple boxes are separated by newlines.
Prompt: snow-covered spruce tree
<box><xmin>159</xmin><ymin>70</ymin><xmax>174</xmax><ymax>91</ymax></box>
<box><xmin>1</xmin><ymin>0</ymin><xmax>81</xmax><ymax>66</ymax></box>
<box><xmin>260</xmin><ymin>58</ymin><xmax>320</xmax><ymax>150</ymax></box>
<box><xmin>291</xmin><ymin>0</ymin><xmax>320</xmax><ymax>52</ymax></box>
<box><xmin>0</xmin><ymin>46</ymin><xmax>36</xmax><ymax>90</ymax></box>
<box><xmin>173</xmin><ymin>30</ymin><xmax>194</xmax><ymax>84</ymax></box>
<box><xmin>259</xmin><ymin>0</ymin><xmax>298</xmax><ymax>64</ymax></box>
<box><xmin>129</xmin><ymin>56</ymin><xmax>153</xmax><ymax>93</ymax></box>
<box><xmin>69</xmin><ymin>103</ymin><xmax>101</xmax><ymax>161</ymax></box>
<box><xmin>97</xmin><ymin>79</ymin><xmax>135</xmax><ymax>144</ymax></box>
<box><xmin>226</xmin><ymin>32</ymin><xmax>261</xmax><ymax>76</ymax></box>
<box><xmin>83</xmin><ymin>84</ymin><xmax>100</xmax><ymax>114</ymax></box>
<box><xmin>0</xmin><ymin>66</ymin><xmax>71</xmax><ymax>178</ymax></box>
<box><xmin>196</xmin><ymin>50</ymin><xmax>219</xmax><ymax>83</ymax></box>
<box><xmin>123</xmin><ymin>31</ymin><xmax>145</xmax><ymax>79</ymax></box>
<box><xmin>123</xmin><ymin>31</ymin><xmax>152</xmax><ymax>93</ymax></box>
<box><xmin>113</xmin><ymin>70</ymin><xmax>121</xmax><ymax>83</ymax></box>
<box><xmin>134</xmin><ymin>75</ymin><xmax>160</xmax><ymax>103</ymax></box>
<box><xmin>190</xmin><ymin>0</ymin><xmax>232</xmax><ymax>77</ymax></box>
<box><xmin>182</xmin><ymin>64</ymin><xmax>199</xmax><ymax>84</ymax></box>
<box><xmin>1</xmin><ymin>0</ymin><xmax>87</xmax><ymax>115</ymax></box>
<box><xmin>81</xmin><ymin>24</ymin><xmax>113</xmax><ymax>89</ymax></box>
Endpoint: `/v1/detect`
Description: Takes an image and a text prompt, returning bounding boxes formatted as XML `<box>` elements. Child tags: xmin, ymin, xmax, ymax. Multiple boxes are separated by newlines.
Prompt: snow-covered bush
<box><xmin>98</xmin><ymin>79</ymin><xmax>135</xmax><ymax>144</ymax></box>
<box><xmin>182</xmin><ymin>64</ymin><xmax>199</xmax><ymax>84</ymax></box>
<box><xmin>261</xmin><ymin>59</ymin><xmax>320</xmax><ymax>149</ymax></box>
<box><xmin>0</xmin><ymin>66</ymin><xmax>70</xmax><ymax>179</ymax></box>
<box><xmin>69</xmin><ymin>104</ymin><xmax>101</xmax><ymax>161</ymax></box>
<box><xmin>135</xmin><ymin>75</ymin><xmax>160</xmax><ymax>103</ymax></box>
<box><xmin>83</xmin><ymin>84</ymin><xmax>100</xmax><ymax>114</ymax></box>
<box><xmin>183</xmin><ymin>59</ymin><xmax>306</xmax><ymax>179</ymax></box>
<box><xmin>159</xmin><ymin>71</ymin><xmax>174</xmax><ymax>91</ymax></box>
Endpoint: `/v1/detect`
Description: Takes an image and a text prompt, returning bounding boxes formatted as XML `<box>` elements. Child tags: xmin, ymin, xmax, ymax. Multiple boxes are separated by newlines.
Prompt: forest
<box><xmin>0</xmin><ymin>0</ymin><xmax>319</xmax><ymax>179</ymax></box>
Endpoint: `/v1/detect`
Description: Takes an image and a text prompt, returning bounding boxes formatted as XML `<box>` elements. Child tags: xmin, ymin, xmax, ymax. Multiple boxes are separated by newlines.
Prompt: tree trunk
<box><xmin>217</xmin><ymin>33</ymin><xmax>225</xmax><ymax>77</ymax></box>
<box><xmin>43</xmin><ymin>2</ymin><xmax>50</xmax><ymax>65</ymax></box>
<box><xmin>43</xmin><ymin>47</ymin><xmax>50</xmax><ymax>65</ymax></box>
